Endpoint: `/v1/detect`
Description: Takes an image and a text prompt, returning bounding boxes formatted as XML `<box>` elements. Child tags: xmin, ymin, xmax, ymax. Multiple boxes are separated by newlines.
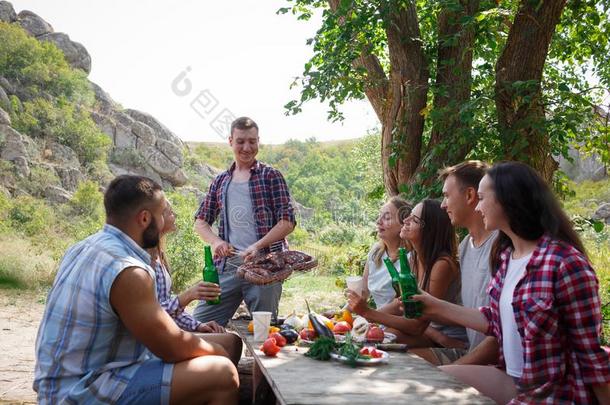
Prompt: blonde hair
<box><xmin>370</xmin><ymin>197</ymin><xmax>412</xmax><ymax>266</ymax></box>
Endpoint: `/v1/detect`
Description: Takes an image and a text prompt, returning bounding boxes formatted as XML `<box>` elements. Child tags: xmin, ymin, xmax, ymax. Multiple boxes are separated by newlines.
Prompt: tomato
<box><xmin>269</xmin><ymin>332</ymin><xmax>287</xmax><ymax>347</ymax></box>
<box><xmin>359</xmin><ymin>347</ymin><xmax>370</xmax><ymax>356</ymax></box>
<box><xmin>370</xmin><ymin>348</ymin><xmax>382</xmax><ymax>359</ymax></box>
<box><xmin>299</xmin><ymin>328</ymin><xmax>317</xmax><ymax>341</ymax></box>
<box><xmin>261</xmin><ymin>338</ymin><xmax>281</xmax><ymax>357</ymax></box>
<box><xmin>366</xmin><ymin>326</ymin><xmax>385</xmax><ymax>343</ymax></box>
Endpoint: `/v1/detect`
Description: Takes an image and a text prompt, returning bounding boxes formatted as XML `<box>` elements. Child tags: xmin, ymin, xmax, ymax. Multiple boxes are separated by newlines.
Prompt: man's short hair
<box><xmin>230</xmin><ymin>117</ymin><xmax>259</xmax><ymax>136</ymax></box>
<box><xmin>438</xmin><ymin>160</ymin><xmax>489</xmax><ymax>190</ymax></box>
<box><xmin>104</xmin><ymin>175</ymin><xmax>163</xmax><ymax>220</ymax></box>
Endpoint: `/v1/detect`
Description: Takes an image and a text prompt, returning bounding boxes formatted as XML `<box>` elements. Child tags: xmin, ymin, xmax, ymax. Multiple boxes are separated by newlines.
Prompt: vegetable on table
<box><xmin>304</xmin><ymin>336</ymin><xmax>336</xmax><ymax>361</ymax></box>
<box><xmin>305</xmin><ymin>300</ymin><xmax>335</xmax><ymax>340</ymax></box>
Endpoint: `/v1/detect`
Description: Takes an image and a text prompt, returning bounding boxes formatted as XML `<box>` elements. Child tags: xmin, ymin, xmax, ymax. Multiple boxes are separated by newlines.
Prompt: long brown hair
<box><xmin>486</xmin><ymin>162</ymin><xmax>587</xmax><ymax>272</ymax></box>
<box><xmin>410</xmin><ymin>199</ymin><xmax>458</xmax><ymax>291</ymax></box>
<box><xmin>371</xmin><ymin>197</ymin><xmax>412</xmax><ymax>266</ymax></box>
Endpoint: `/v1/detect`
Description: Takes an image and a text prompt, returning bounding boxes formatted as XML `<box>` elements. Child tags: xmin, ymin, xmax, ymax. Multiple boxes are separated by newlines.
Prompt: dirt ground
<box><xmin>0</xmin><ymin>289</ymin><xmax>43</xmax><ymax>404</ymax></box>
<box><xmin>0</xmin><ymin>289</ymin><xmax>255</xmax><ymax>405</ymax></box>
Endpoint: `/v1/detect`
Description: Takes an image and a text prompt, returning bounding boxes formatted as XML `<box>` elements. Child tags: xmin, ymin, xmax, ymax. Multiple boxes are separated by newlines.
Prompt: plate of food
<box><xmin>330</xmin><ymin>347</ymin><xmax>389</xmax><ymax>366</ymax></box>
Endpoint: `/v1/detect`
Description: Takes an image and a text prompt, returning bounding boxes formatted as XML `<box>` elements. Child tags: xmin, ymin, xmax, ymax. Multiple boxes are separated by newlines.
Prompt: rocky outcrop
<box><xmin>39</xmin><ymin>33</ymin><xmax>91</xmax><ymax>73</ymax></box>
<box><xmin>0</xmin><ymin>1</ymin><xmax>190</xmax><ymax>201</ymax></box>
<box><xmin>17</xmin><ymin>10</ymin><xmax>52</xmax><ymax>37</ymax></box>
<box><xmin>0</xmin><ymin>107</ymin><xmax>10</xmax><ymax>125</ymax></box>
<box><xmin>0</xmin><ymin>1</ymin><xmax>16</xmax><ymax>22</ymax></box>
<box><xmin>90</xmin><ymin>88</ymin><xmax>188</xmax><ymax>186</ymax></box>
<box><xmin>593</xmin><ymin>203</ymin><xmax>610</xmax><ymax>225</ymax></box>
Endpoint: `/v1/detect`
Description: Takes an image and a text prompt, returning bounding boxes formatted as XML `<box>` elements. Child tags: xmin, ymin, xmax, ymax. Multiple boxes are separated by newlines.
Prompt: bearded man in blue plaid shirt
<box><xmin>34</xmin><ymin>175</ymin><xmax>239</xmax><ymax>404</ymax></box>
<box><xmin>193</xmin><ymin>117</ymin><xmax>296</xmax><ymax>326</ymax></box>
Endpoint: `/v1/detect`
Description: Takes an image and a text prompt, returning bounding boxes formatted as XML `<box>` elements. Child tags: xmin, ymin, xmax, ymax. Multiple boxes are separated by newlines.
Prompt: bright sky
<box><xmin>9</xmin><ymin>0</ymin><xmax>379</xmax><ymax>144</ymax></box>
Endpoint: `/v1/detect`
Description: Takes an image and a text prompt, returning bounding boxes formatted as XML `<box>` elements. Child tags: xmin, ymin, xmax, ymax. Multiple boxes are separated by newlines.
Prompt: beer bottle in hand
<box><xmin>203</xmin><ymin>246</ymin><xmax>220</xmax><ymax>305</ymax></box>
<box><xmin>398</xmin><ymin>247</ymin><xmax>422</xmax><ymax>318</ymax></box>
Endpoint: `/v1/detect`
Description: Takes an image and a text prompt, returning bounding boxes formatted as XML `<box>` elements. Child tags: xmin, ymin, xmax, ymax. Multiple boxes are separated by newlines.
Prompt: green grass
<box><xmin>279</xmin><ymin>273</ymin><xmax>345</xmax><ymax>317</ymax></box>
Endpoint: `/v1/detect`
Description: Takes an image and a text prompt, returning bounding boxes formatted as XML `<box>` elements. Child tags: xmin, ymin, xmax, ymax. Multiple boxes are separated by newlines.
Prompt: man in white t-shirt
<box><xmin>411</xmin><ymin>161</ymin><xmax>499</xmax><ymax>366</ymax></box>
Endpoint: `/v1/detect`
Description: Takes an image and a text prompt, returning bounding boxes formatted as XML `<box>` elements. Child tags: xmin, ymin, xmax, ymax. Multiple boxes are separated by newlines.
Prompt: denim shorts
<box><xmin>116</xmin><ymin>359</ymin><xmax>174</xmax><ymax>405</ymax></box>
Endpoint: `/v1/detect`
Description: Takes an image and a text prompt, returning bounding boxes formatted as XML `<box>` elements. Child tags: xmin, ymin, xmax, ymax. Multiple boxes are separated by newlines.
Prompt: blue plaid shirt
<box><xmin>34</xmin><ymin>224</ymin><xmax>157</xmax><ymax>404</ymax></box>
<box><xmin>154</xmin><ymin>254</ymin><xmax>201</xmax><ymax>331</ymax></box>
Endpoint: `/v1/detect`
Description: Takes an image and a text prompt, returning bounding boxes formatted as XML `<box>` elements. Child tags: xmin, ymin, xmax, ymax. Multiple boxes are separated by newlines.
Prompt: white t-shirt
<box><xmin>367</xmin><ymin>251</ymin><xmax>398</xmax><ymax>308</ymax></box>
<box><xmin>499</xmin><ymin>252</ymin><xmax>533</xmax><ymax>378</ymax></box>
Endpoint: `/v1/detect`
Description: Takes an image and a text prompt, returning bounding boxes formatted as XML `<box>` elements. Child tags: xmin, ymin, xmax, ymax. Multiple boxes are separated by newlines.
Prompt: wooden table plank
<box><xmin>231</xmin><ymin>320</ymin><xmax>494</xmax><ymax>404</ymax></box>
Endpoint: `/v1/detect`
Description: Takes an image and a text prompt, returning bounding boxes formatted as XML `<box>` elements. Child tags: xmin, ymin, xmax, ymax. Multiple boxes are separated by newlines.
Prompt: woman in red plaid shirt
<box><xmin>414</xmin><ymin>162</ymin><xmax>610</xmax><ymax>404</ymax></box>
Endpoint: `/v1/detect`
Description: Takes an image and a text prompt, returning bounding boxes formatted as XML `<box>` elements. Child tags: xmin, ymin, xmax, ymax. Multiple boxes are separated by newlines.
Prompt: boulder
<box><xmin>125</xmin><ymin>109</ymin><xmax>183</xmax><ymax>146</ymax></box>
<box><xmin>17</xmin><ymin>10</ymin><xmax>53</xmax><ymax>37</ymax></box>
<box><xmin>114</xmin><ymin>124</ymin><xmax>136</xmax><ymax>148</ymax></box>
<box><xmin>39</xmin><ymin>32</ymin><xmax>91</xmax><ymax>73</ymax></box>
<box><xmin>132</xmin><ymin>121</ymin><xmax>156</xmax><ymax>147</ymax></box>
<box><xmin>43</xmin><ymin>141</ymin><xmax>80</xmax><ymax>168</ymax></box>
<box><xmin>141</xmin><ymin>146</ymin><xmax>187</xmax><ymax>186</ymax></box>
<box><xmin>112</xmin><ymin>110</ymin><xmax>135</xmax><ymax>129</ymax></box>
<box><xmin>0</xmin><ymin>106</ymin><xmax>10</xmax><ymax>125</ymax></box>
<box><xmin>44</xmin><ymin>185</ymin><xmax>72</xmax><ymax>204</ymax></box>
<box><xmin>55</xmin><ymin>166</ymin><xmax>84</xmax><ymax>191</ymax></box>
<box><xmin>108</xmin><ymin>162</ymin><xmax>163</xmax><ymax>186</ymax></box>
<box><xmin>193</xmin><ymin>162</ymin><xmax>221</xmax><ymax>180</ymax></box>
<box><xmin>593</xmin><ymin>203</ymin><xmax>610</xmax><ymax>225</ymax></box>
<box><xmin>89</xmin><ymin>81</ymin><xmax>118</xmax><ymax>114</ymax></box>
<box><xmin>0</xmin><ymin>1</ymin><xmax>16</xmax><ymax>23</ymax></box>
<box><xmin>12</xmin><ymin>155</ymin><xmax>30</xmax><ymax>178</ymax></box>
<box><xmin>156</xmin><ymin>138</ymin><xmax>183</xmax><ymax>166</ymax></box>
<box><xmin>0</xmin><ymin>125</ymin><xmax>28</xmax><ymax>161</ymax></box>
<box><xmin>0</xmin><ymin>77</ymin><xmax>14</xmax><ymax>94</ymax></box>
<box><xmin>558</xmin><ymin>146</ymin><xmax>607</xmax><ymax>182</ymax></box>
<box><xmin>0</xmin><ymin>85</ymin><xmax>10</xmax><ymax>111</ymax></box>
<box><xmin>90</xmin><ymin>111</ymin><xmax>115</xmax><ymax>142</ymax></box>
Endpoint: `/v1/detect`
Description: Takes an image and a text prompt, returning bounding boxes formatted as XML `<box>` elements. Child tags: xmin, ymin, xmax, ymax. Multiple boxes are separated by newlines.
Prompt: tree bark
<box><xmin>426</xmin><ymin>0</ymin><xmax>480</xmax><ymax>169</ymax></box>
<box><xmin>380</xmin><ymin>2</ymin><xmax>429</xmax><ymax>195</ymax></box>
<box><xmin>328</xmin><ymin>0</ymin><xmax>428</xmax><ymax>196</ymax></box>
<box><xmin>495</xmin><ymin>0</ymin><xmax>567</xmax><ymax>182</ymax></box>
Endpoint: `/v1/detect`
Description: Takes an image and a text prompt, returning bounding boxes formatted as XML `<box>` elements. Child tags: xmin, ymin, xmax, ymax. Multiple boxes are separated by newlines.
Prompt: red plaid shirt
<box><xmin>480</xmin><ymin>234</ymin><xmax>610</xmax><ymax>404</ymax></box>
<box><xmin>195</xmin><ymin>161</ymin><xmax>295</xmax><ymax>270</ymax></box>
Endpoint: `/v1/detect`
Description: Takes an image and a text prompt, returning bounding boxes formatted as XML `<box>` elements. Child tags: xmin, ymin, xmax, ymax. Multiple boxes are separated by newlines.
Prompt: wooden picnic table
<box><xmin>231</xmin><ymin>320</ymin><xmax>494</xmax><ymax>404</ymax></box>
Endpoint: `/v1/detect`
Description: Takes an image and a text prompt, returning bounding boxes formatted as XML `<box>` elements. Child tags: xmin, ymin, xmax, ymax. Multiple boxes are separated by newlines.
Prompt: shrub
<box><xmin>70</xmin><ymin>180</ymin><xmax>104</xmax><ymax>218</ymax></box>
<box><xmin>1</xmin><ymin>22</ymin><xmax>110</xmax><ymax>166</ymax></box>
<box><xmin>16</xmin><ymin>165</ymin><xmax>61</xmax><ymax>197</ymax></box>
<box><xmin>164</xmin><ymin>191</ymin><xmax>205</xmax><ymax>291</ymax></box>
<box><xmin>9</xmin><ymin>195</ymin><xmax>53</xmax><ymax>236</ymax></box>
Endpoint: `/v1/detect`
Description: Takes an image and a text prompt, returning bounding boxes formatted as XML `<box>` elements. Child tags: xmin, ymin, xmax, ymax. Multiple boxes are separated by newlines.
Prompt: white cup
<box><xmin>346</xmin><ymin>275</ymin><xmax>364</xmax><ymax>296</ymax></box>
<box><xmin>252</xmin><ymin>311</ymin><xmax>272</xmax><ymax>342</ymax></box>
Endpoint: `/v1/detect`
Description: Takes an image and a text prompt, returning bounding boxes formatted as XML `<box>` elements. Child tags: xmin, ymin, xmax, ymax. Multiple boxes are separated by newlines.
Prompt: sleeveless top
<box><xmin>367</xmin><ymin>249</ymin><xmax>399</xmax><ymax>308</ymax></box>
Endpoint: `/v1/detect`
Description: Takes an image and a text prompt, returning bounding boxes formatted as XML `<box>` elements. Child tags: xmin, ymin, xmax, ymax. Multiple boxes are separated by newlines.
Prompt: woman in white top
<box><xmin>361</xmin><ymin>197</ymin><xmax>412</xmax><ymax>308</ymax></box>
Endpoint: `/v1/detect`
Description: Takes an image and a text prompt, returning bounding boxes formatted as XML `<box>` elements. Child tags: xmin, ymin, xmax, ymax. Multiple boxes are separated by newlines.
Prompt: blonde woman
<box><xmin>361</xmin><ymin>197</ymin><xmax>412</xmax><ymax>308</ymax></box>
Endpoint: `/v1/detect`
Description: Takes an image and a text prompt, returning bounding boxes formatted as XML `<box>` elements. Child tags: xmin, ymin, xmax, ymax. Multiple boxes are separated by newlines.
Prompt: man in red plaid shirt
<box><xmin>193</xmin><ymin>117</ymin><xmax>296</xmax><ymax>326</ymax></box>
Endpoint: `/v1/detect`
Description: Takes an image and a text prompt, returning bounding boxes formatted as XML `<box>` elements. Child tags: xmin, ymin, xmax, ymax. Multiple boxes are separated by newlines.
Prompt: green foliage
<box><xmin>0</xmin><ymin>22</ymin><xmax>111</xmax><ymax>167</ymax></box>
<box><xmin>70</xmin><ymin>180</ymin><xmax>104</xmax><ymax>220</ymax></box>
<box><xmin>164</xmin><ymin>191</ymin><xmax>206</xmax><ymax>291</ymax></box>
<box><xmin>109</xmin><ymin>148</ymin><xmax>146</xmax><ymax>168</ymax></box>
<box><xmin>280</xmin><ymin>0</ymin><xmax>610</xmax><ymax>200</ymax></box>
<box><xmin>16</xmin><ymin>165</ymin><xmax>61</xmax><ymax>197</ymax></box>
<box><xmin>8</xmin><ymin>195</ymin><xmax>54</xmax><ymax>237</ymax></box>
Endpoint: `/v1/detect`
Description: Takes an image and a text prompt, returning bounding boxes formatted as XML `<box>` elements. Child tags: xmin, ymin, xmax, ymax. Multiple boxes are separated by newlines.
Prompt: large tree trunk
<box><xmin>381</xmin><ymin>3</ymin><xmax>429</xmax><ymax>195</ymax></box>
<box><xmin>426</xmin><ymin>0</ymin><xmax>480</xmax><ymax>165</ymax></box>
<box><xmin>329</xmin><ymin>0</ymin><xmax>428</xmax><ymax>196</ymax></box>
<box><xmin>495</xmin><ymin>0</ymin><xmax>567</xmax><ymax>182</ymax></box>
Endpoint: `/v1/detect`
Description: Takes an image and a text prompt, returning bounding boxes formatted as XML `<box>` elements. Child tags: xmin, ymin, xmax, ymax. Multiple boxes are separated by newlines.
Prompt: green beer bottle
<box><xmin>398</xmin><ymin>247</ymin><xmax>422</xmax><ymax>318</ymax></box>
<box><xmin>203</xmin><ymin>246</ymin><xmax>220</xmax><ymax>305</ymax></box>
<box><xmin>383</xmin><ymin>257</ymin><xmax>401</xmax><ymax>298</ymax></box>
